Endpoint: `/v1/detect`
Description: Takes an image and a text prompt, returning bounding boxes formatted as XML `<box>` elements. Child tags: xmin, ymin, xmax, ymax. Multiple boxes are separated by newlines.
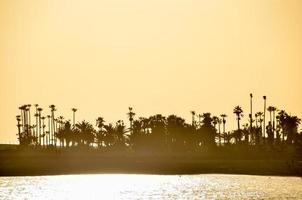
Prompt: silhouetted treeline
<box><xmin>16</xmin><ymin>95</ymin><xmax>302</xmax><ymax>155</ymax></box>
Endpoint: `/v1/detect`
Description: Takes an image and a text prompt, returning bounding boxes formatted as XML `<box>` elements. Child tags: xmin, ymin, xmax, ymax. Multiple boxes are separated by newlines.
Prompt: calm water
<box><xmin>1</xmin><ymin>174</ymin><xmax>302</xmax><ymax>199</ymax></box>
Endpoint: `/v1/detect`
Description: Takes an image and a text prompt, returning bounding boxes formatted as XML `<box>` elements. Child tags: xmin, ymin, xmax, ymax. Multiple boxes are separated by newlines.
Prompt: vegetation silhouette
<box><xmin>1</xmin><ymin>94</ymin><xmax>300</xmax><ymax>176</ymax></box>
<box><xmin>14</xmin><ymin>94</ymin><xmax>302</xmax><ymax>156</ymax></box>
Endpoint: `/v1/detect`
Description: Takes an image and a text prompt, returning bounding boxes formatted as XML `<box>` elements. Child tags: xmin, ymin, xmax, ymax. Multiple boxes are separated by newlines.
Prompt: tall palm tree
<box><xmin>24</xmin><ymin>106</ymin><xmax>29</xmax><ymax>135</ymax></box>
<box><xmin>41</xmin><ymin>116</ymin><xmax>46</xmax><ymax>146</ymax></box>
<box><xmin>218</xmin><ymin>118</ymin><xmax>222</xmax><ymax>145</ymax></box>
<box><xmin>233</xmin><ymin>106</ymin><xmax>243</xmax><ymax>131</ymax></box>
<box><xmin>49</xmin><ymin>105</ymin><xmax>56</xmax><ymax>146</ymax></box>
<box><xmin>18</xmin><ymin>106</ymin><xmax>24</xmax><ymax>133</ymax></box>
<box><xmin>127</xmin><ymin>107</ymin><xmax>135</xmax><ymax>134</ymax></box>
<box><xmin>191</xmin><ymin>111</ymin><xmax>196</xmax><ymax>127</ymax></box>
<box><xmin>58</xmin><ymin>116</ymin><xmax>64</xmax><ymax>147</ymax></box>
<box><xmin>271</xmin><ymin>106</ymin><xmax>277</xmax><ymax>136</ymax></box>
<box><xmin>37</xmin><ymin>107</ymin><xmax>43</xmax><ymax>145</ymax></box>
<box><xmin>71</xmin><ymin>108</ymin><xmax>77</xmax><ymax>127</ymax></box>
<box><xmin>47</xmin><ymin>115</ymin><xmax>51</xmax><ymax>146</ymax></box>
<box><xmin>16</xmin><ymin>115</ymin><xmax>22</xmax><ymax>144</ymax></box>
<box><xmin>250</xmin><ymin>93</ymin><xmax>253</xmax><ymax>130</ymax></box>
<box><xmin>220</xmin><ymin>114</ymin><xmax>227</xmax><ymax>144</ymax></box>
<box><xmin>263</xmin><ymin>96</ymin><xmax>267</xmax><ymax>139</ymax></box>
<box><xmin>27</xmin><ymin>104</ymin><xmax>31</xmax><ymax>135</ymax></box>
<box><xmin>34</xmin><ymin>104</ymin><xmax>39</xmax><ymax>139</ymax></box>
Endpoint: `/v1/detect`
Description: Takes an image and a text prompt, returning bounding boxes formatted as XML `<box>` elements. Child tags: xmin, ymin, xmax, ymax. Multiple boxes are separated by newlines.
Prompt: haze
<box><xmin>1</xmin><ymin>0</ymin><xmax>301</xmax><ymax>143</ymax></box>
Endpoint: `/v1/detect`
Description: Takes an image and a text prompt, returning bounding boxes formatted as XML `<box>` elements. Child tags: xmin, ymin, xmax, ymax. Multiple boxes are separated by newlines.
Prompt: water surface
<box><xmin>1</xmin><ymin>174</ymin><xmax>302</xmax><ymax>199</ymax></box>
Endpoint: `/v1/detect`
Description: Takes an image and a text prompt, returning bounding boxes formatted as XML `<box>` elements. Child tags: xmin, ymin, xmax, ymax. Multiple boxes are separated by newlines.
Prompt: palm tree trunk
<box><xmin>223</xmin><ymin>122</ymin><xmax>226</xmax><ymax>144</ymax></box>
<box><xmin>48</xmin><ymin>117</ymin><xmax>50</xmax><ymax>146</ymax></box>
<box><xmin>218</xmin><ymin>122</ymin><xmax>221</xmax><ymax>146</ymax></box>
<box><xmin>28</xmin><ymin>108</ymin><xmax>31</xmax><ymax>137</ymax></box>
<box><xmin>263</xmin><ymin>97</ymin><xmax>266</xmax><ymax>142</ymax></box>
<box><xmin>273</xmin><ymin>110</ymin><xmax>276</xmax><ymax>142</ymax></box>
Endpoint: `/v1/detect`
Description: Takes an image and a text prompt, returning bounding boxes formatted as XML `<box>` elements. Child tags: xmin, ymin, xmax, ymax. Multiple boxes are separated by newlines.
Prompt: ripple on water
<box><xmin>0</xmin><ymin>174</ymin><xmax>302</xmax><ymax>199</ymax></box>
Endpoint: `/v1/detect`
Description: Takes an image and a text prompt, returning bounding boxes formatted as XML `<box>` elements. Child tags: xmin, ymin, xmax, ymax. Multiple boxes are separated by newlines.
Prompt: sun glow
<box><xmin>1</xmin><ymin>0</ymin><xmax>302</xmax><ymax>142</ymax></box>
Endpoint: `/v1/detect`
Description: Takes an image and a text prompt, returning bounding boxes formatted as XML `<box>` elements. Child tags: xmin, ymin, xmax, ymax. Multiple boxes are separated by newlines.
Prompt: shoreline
<box><xmin>1</xmin><ymin>149</ymin><xmax>301</xmax><ymax>177</ymax></box>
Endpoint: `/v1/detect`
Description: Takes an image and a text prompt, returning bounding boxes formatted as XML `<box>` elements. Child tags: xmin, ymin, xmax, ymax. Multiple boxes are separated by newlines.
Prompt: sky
<box><xmin>0</xmin><ymin>0</ymin><xmax>302</xmax><ymax>143</ymax></box>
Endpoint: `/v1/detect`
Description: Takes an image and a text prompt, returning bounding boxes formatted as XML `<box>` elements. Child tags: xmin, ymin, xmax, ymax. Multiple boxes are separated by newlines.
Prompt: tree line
<box><xmin>16</xmin><ymin>94</ymin><xmax>302</xmax><ymax>153</ymax></box>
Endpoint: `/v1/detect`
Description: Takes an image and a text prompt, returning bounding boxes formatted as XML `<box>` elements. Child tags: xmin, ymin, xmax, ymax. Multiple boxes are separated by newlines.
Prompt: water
<box><xmin>0</xmin><ymin>174</ymin><xmax>302</xmax><ymax>199</ymax></box>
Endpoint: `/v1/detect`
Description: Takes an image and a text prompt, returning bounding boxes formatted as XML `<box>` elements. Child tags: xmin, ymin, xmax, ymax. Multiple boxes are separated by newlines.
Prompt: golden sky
<box><xmin>0</xmin><ymin>0</ymin><xmax>302</xmax><ymax>142</ymax></box>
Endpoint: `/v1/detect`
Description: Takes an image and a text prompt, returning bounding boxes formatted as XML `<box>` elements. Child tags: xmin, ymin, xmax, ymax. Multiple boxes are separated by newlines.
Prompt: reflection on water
<box><xmin>1</xmin><ymin>174</ymin><xmax>302</xmax><ymax>199</ymax></box>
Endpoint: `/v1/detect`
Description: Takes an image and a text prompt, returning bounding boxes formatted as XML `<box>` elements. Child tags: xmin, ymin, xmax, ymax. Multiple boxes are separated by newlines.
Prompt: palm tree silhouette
<box><xmin>191</xmin><ymin>111</ymin><xmax>196</xmax><ymax>127</ymax></box>
<box><xmin>263</xmin><ymin>96</ymin><xmax>267</xmax><ymax>139</ymax></box>
<box><xmin>127</xmin><ymin>107</ymin><xmax>135</xmax><ymax>134</ymax></box>
<box><xmin>212</xmin><ymin>116</ymin><xmax>219</xmax><ymax>131</ymax></box>
<box><xmin>75</xmin><ymin>120</ymin><xmax>95</xmax><ymax>146</ymax></box>
<box><xmin>255</xmin><ymin>111</ymin><xmax>263</xmax><ymax>135</ymax></box>
<box><xmin>267</xmin><ymin>106</ymin><xmax>274</xmax><ymax>126</ymax></box>
<box><xmin>25</xmin><ymin>106</ymin><xmax>30</xmax><ymax>135</ymax></box>
<box><xmin>233</xmin><ymin>106</ymin><xmax>243</xmax><ymax>131</ymax></box>
<box><xmin>271</xmin><ymin>106</ymin><xmax>277</xmax><ymax>136</ymax></box>
<box><xmin>37</xmin><ymin>107</ymin><xmax>43</xmax><ymax>145</ymax></box>
<box><xmin>41</xmin><ymin>116</ymin><xmax>46</xmax><ymax>146</ymax></box>
<box><xmin>71</xmin><ymin>108</ymin><xmax>77</xmax><ymax>127</ymax></box>
<box><xmin>16</xmin><ymin>115</ymin><xmax>22</xmax><ymax>144</ymax></box>
<box><xmin>34</xmin><ymin>104</ymin><xmax>39</xmax><ymax>139</ymax></box>
<box><xmin>198</xmin><ymin>114</ymin><xmax>202</xmax><ymax>127</ymax></box>
<box><xmin>218</xmin><ymin>118</ymin><xmax>222</xmax><ymax>146</ymax></box>
<box><xmin>220</xmin><ymin>114</ymin><xmax>227</xmax><ymax>144</ymax></box>
<box><xmin>27</xmin><ymin>104</ymin><xmax>32</xmax><ymax>136</ymax></box>
<box><xmin>96</xmin><ymin>117</ymin><xmax>105</xmax><ymax>148</ymax></box>
<box><xmin>49</xmin><ymin>105</ymin><xmax>56</xmax><ymax>146</ymax></box>
<box><xmin>47</xmin><ymin>115</ymin><xmax>51</xmax><ymax>146</ymax></box>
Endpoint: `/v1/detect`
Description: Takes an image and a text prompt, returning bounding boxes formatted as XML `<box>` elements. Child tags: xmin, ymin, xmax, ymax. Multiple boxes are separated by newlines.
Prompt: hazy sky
<box><xmin>1</xmin><ymin>0</ymin><xmax>302</xmax><ymax>143</ymax></box>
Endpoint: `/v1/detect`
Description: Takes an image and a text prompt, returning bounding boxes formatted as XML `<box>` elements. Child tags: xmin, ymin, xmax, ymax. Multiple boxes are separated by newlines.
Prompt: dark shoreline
<box><xmin>1</xmin><ymin>149</ymin><xmax>302</xmax><ymax>177</ymax></box>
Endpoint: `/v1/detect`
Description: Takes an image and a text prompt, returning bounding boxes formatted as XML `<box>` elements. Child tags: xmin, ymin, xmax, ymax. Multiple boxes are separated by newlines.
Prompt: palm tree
<box><xmin>267</xmin><ymin>106</ymin><xmax>274</xmax><ymax>126</ymax></box>
<box><xmin>271</xmin><ymin>106</ymin><xmax>277</xmax><ymax>136</ymax></box>
<box><xmin>212</xmin><ymin>116</ymin><xmax>219</xmax><ymax>131</ymax></box>
<box><xmin>103</xmin><ymin>124</ymin><xmax>115</xmax><ymax>147</ymax></box>
<box><xmin>255</xmin><ymin>113</ymin><xmax>259</xmax><ymax>127</ymax></box>
<box><xmin>49</xmin><ymin>105</ymin><xmax>56</xmax><ymax>146</ymax></box>
<box><xmin>250</xmin><ymin>93</ymin><xmax>253</xmax><ymax>130</ymax></box>
<box><xmin>58</xmin><ymin>116</ymin><xmax>64</xmax><ymax>147</ymax></box>
<box><xmin>233</xmin><ymin>106</ymin><xmax>243</xmax><ymax>131</ymax></box>
<box><xmin>16</xmin><ymin>115</ymin><xmax>22</xmax><ymax>144</ymax></box>
<box><xmin>41</xmin><ymin>116</ymin><xmax>46</xmax><ymax>146</ymax></box>
<box><xmin>75</xmin><ymin>120</ymin><xmax>95</xmax><ymax>146</ymax></box>
<box><xmin>263</xmin><ymin>96</ymin><xmax>267</xmax><ymax>139</ymax></box>
<box><xmin>220</xmin><ymin>114</ymin><xmax>227</xmax><ymax>144</ymax></box>
<box><xmin>218</xmin><ymin>118</ymin><xmax>222</xmax><ymax>146</ymax></box>
<box><xmin>27</xmin><ymin>104</ymin><xmax>32</xmax><ymax>135</ymax></box>
<box><xmin>24</xmin><ymin>105</ymin><xmax>29</xmax><ymax>135</ymax></box>
<box><xmin>34</xmin><ymin>104</ymin><xmax>39</xmax><ymax>138</ymax></box>
<box><xmin>255</xmin><ymin>112</ymin><xmax>263</xmax><ymax>127</ymax></box>
<box><xmin>71</xmin><ymin>108</ymin><xmax>77</xmax><ymax>127</ymax></box>
<box><xmin>191</xmin><ymin>111</ymin><xmax>196</xmax><ymax>127</ymax></box>
<box><xmin>198</xmin><ymin>114</ymin><xmax>202</xmax><ymax>127</ymax></box>
<box><xmin>47</xmin><ymin>115</ymin><xmax>51</xmax><ymax>146</ymax></box>
<box><xmin>37</xmin><ymin>107</ymin><xmax>43</xmax><ymax>145</ymax></box>
<box><xmin>96</xmin><ymin>117</ymin><xmax>105</xmax><ymax>148</ymax></box>
<box><xmin>286</xmin><ymin>115</ymin><xmax>301</xmax><ymax>144</ymax></box>
<box><xmin>127</xmin><ymin>107</ymin><xmax>135</xmax><ymax>134</ymax></box>
<box><xmin>115</xmin><ymin>120</ymin><xmax>127</xmax><ymax>147</ymax></box>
